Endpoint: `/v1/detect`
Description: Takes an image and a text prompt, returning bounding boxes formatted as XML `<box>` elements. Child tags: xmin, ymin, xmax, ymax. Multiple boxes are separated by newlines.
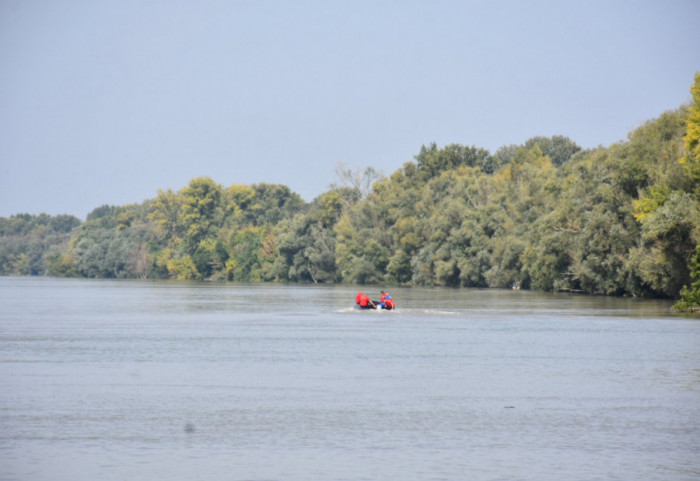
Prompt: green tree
<box><xmin>226</xmin><ymin>226</ymin><xmax>265</xmax><ymax>281</ymax></box>
<box><xmin>524</xmin><ymin>135</ymin><xmax>582</xmax><ymax>166</ymax></box>
<box><xmin>415</xmin><ymin>142</ymin><xmax>494</xmax><ymax>178</ymax></box>
<box><xmin>180</xmin><ymin>177</ymin><xmax>223</xmax><ymax>252</ymax></box>
<box><xmin>149</xmin><ymin>189</ymin><xmax>185</xmax><ymax>240</ymax></box>
<box><xmin>0</xmin><ymin>213</ymin><xmax>81</xmax><ymax>276</ymax></box>
<box><xmin>633</xmin><ymin>192</ymin><xmax>698</xmax><ymax>297</ymax></box>
<box><xmin>673</xmin><ymin>244</ymin><xmax>700</xmax><ymax>313</ymax></box>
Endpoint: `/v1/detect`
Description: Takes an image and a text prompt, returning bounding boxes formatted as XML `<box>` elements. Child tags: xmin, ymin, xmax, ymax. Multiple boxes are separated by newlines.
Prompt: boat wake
<box><xmin>414</xmin><ymin>309</ymin><xmax>458</xmax><ymax>315</ymax></box>
<box><xmin>336</xmin><ymin>307</ymin><xmax>458</xmax><ymax>316</ymax></box>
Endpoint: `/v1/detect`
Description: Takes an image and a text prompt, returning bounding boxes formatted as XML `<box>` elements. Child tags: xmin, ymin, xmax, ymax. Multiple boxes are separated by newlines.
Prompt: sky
<box><xmin>1</xmin><ymin>0</ymin><xmax>699</xmax><ymax>219</ymax></box>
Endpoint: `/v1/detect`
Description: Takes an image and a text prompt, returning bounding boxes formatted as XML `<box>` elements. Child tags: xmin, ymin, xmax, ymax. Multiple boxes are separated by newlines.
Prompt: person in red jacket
<box><xmin>358</xmin><ymin>292</ymin><xmax>375</xmax><ymax>309</ymax></box>
<box><xmin>383</xmin><ymin>295</ymin><xmax>395</xmax><ymax>310</ymax></box>
<box><xmin>356</xmin><ymin>290</ymin><xmax>363</xmax><ymax>305</ymax></box>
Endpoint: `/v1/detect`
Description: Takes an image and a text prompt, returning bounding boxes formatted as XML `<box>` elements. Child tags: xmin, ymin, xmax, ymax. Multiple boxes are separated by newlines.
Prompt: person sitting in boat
<box><xmin>356</xmin><ymin>290</ymin><xmax>363</xmax><ymax>305</ymax></box>
<box><xmin>382</xmin><ymin>295</ymin><xmax>395</xmax><ymax>310</ymax></box>
<box><xmin>379</xmin><ymin>291</ymin><xmax>387</xmax><ymax>308</ymax></box>
<box><xmin>358</xmin><ymin>292</ymin><xmax>375</xmax><ymax>309</ymax></box>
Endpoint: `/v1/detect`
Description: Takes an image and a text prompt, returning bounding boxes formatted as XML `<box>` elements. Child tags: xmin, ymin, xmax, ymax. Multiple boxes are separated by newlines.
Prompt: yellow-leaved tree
<box><xmin>674</xmin><ymin>73</ymin><xmax>700</xmax><ymax>313</ymax></box>
<box><xmin>681</xmin><ymin>72</ymin><xmax>700</xmax><ymax>199</ymax></box>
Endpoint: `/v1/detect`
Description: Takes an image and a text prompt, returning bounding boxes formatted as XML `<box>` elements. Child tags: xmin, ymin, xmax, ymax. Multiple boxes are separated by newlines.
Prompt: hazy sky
<box><xmin>2</xmin><ymin>0</ymin><xmax>699</xmax><ymax>219</ymax></box>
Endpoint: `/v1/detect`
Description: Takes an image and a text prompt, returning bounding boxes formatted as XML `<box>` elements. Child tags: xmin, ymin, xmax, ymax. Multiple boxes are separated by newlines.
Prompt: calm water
<box><xmin>1</xmin><ymin>277</ymin><xmax>699</xmax><ymax>481</ymax></box>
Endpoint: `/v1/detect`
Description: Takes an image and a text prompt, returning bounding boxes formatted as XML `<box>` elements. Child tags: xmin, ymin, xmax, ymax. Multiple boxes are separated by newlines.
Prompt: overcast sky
<box><xmin>1</xmin><ymin>0</ymin><xmax>699</xmax><ymax>219</ymax></box>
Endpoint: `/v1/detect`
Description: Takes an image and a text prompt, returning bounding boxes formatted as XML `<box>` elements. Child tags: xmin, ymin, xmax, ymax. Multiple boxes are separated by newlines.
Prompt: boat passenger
<box><xmin>358</xmin><ymin>293</ymin><xmax>375</xmax><ymax>309</ymax></box>
<box><xmin>379</xmin><ymin>291</ymin><xmax>387</xmax><ymax>308</ymax></box>
<box><xmin>383</xmin><ymin>295</ymin><xmax>395</xmax><ymax>310</ymax></box>
<box><xmin>356</xmin><ymin>290</ymin><xmax>363</xmax><ymax>305</ymax></box>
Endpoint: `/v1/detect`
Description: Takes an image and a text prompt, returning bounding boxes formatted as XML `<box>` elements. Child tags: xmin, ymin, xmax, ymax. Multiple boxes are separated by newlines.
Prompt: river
<box><xmin>1</xmin><ymin>277</ymin><xmax>698</xmax><ymax>480</ymax></box>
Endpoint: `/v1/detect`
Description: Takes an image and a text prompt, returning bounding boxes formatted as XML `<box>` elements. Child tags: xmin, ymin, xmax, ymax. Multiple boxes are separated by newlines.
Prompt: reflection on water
<box><xmin>0</xmin><ymin>277</ymin><xmax>698</xmax><ymax>481</ymax></box>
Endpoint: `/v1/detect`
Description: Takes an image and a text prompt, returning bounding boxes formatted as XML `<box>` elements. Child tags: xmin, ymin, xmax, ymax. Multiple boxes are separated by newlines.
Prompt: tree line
<box><xmin>2</xmin><ymin>74</ymin><xmax>699</xmax><ymax>312</ymax></box>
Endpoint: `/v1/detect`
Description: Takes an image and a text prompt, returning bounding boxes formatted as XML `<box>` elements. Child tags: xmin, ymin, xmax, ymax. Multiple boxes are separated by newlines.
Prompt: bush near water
<box><xmin>2</xmin><ymin>74</ymin><xmax>700</xmax><ymax>312</ymax></box>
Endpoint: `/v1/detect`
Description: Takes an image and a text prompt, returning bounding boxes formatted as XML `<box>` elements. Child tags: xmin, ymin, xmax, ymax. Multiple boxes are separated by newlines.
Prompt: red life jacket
<box><xmin>385</xmin><ymin>298</ymin><xmax>395</xmax><ymax>309</ymax></box>
<box><xmin>380</xmin><ymin>292</ymin><xmax>387</xmax><ymax>303</ymax></box>
<box><xmin>359</xmin><ymin>294</ymin><xmax>371</xmax><ymax>307</ymax></box>
<box><xmin>356</xmin><ymin>291</ymin><xmax>362</xmax><ymax>304</ymax></box>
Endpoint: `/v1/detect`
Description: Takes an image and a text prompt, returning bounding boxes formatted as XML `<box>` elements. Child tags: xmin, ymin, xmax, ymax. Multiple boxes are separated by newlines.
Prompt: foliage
<box><xmin>0</xmin><ymin>214</ymin><xmax>81</xmax><ymax>275</ymax></box>
<box><xmin>524</xmin><ymin>135</ymin><xmax>582</xmax><ymax>166</ymax></box>
<box><xmin>67</xmin><ymin>203</ymin><xmax>157</xmax><ymax>278</ymax></box>
<box><xmin>415</xmin><ymin>142</ymin><xmax>496</xmax><ymax>177</ymax></box>
<box><xmin>681</xmin><ymin>73</ymin><xmax>700</xmax><ymax>199</ymax></box>
<box><xmin>333</xmin><ymin>106</ymin><xmax>697</xmax><ymax>299</ymax></box>
<box><xmin>673</xmin><ymin>244</ymin><xmax>700</xmax><ymax>313</ymax></box>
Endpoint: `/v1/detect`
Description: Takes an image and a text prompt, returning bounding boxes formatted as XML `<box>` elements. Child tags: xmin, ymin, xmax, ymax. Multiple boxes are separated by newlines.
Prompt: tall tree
<box><xmin>524</xmin><ymin>135</ymin><xmax>582</xmax><ymax>166</ymax></box>
<box><xmin>681</xmin><ymin>72</ymin><xmax>700</xmax><ymax>199</ymax></box>
<box><xmin>673</xmin><ymin>244</ymin><xmax>700</xmax><ymax>312</ymax></box>
<box><xmin>333</xmin><ymin>163</ymin><xmax>384</xmax><ymax>199</ymax></box>
<box><xmin>149</xmin><ymin>189</ymin><xmax>184</xmax><ymax>240</ymax></box>
<box><xmin>180</xmin><ymin>177</ymin><xmax>223</xmax><ymax>251</ymax></box>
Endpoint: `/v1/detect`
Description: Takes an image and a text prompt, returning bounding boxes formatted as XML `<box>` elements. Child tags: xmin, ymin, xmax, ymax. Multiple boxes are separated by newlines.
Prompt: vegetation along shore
<box><xmin>2</xmin><ymin>74</ymin><xmax>700</xmax><ymax>312</ymax></box>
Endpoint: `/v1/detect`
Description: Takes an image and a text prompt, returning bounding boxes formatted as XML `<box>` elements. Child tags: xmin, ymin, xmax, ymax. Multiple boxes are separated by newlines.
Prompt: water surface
<box><xmin>1</xmin><ymin>277</ymin><xmax>698</xmax><ymax>480</ymax></box>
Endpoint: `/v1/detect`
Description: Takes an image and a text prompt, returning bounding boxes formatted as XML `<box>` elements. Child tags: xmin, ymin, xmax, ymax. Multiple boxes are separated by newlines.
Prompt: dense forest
<box><xmin>2</xmin><ymin>74</ymin><xmax>700</xmax><ymax>312</ymax></box>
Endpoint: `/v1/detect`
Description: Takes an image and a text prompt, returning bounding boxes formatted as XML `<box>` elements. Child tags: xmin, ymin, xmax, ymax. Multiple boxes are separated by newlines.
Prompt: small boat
<box><xmin>357</xmin><ymin>304</ymin><xmax>395</xmax><ymax>311</ymax></box>
<box><xmin>356</xmin><ymin>297</ymin><xmax>395</xmax><ymax>310</ymax></box>
<box><xmin>356</xmin><ymin>292</ymin><xmax>395</xmax><ymax>310</ymax></box>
